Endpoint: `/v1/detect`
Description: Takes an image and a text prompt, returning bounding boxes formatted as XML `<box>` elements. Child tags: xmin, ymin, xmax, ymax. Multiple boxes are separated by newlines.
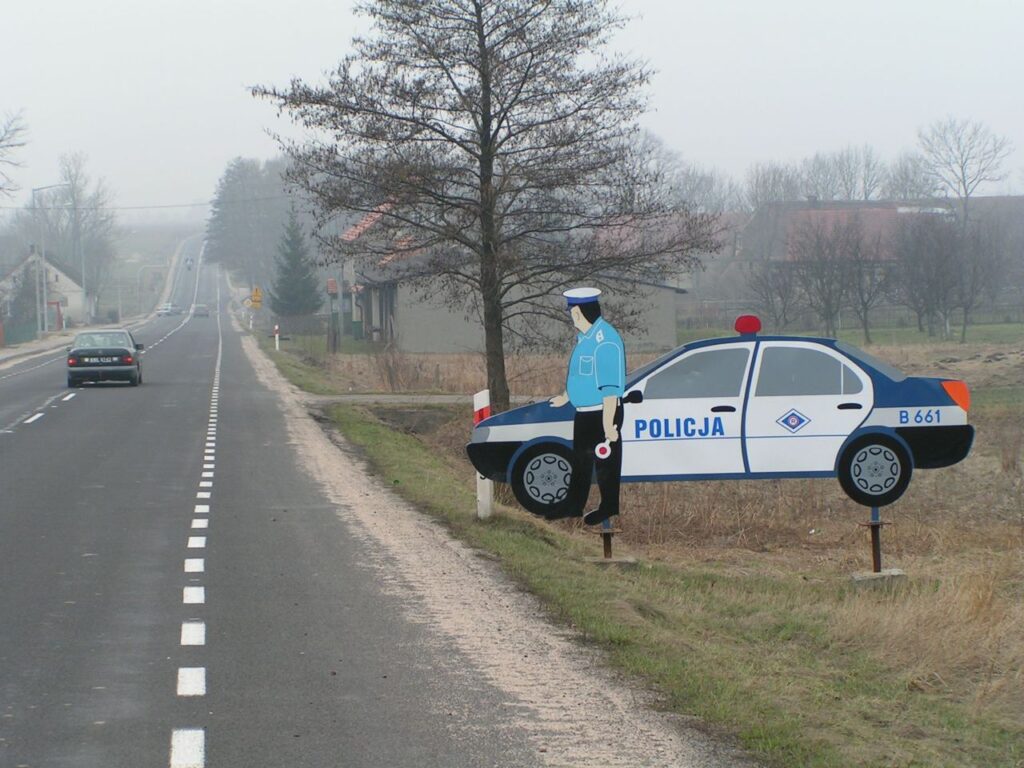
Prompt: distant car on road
<box><xmin>192</xmin><ymin>303</ymin><xmax>211</xmax><ymax>317</ymax></box>
<box><xmin>67</xmin><ymin>329</ymin><xmax>144</xmax><ymax>387</ymax></box>
<box><xmin>157</xmin><ymin>303</ymin><xmax>184</xmax><ymax>316</ymax></box>
<box><xmin>467</xmin><ymin>316</ymin><xmax>974</xmax><ymax>513</ymax></box>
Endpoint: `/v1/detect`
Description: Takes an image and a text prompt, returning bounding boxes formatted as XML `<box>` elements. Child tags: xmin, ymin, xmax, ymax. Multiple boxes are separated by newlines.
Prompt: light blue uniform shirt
<box><xmin>566</xmin><ymin>317</ymin><xmax>626</xmax><ymax>408</ymax></box>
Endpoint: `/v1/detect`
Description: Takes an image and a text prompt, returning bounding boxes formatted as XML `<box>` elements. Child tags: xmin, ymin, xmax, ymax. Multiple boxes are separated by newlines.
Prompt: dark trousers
<box><xmin>561</xmin><ymin>403</ymin><xmax>624</xmax><ymax>519</ymax></box>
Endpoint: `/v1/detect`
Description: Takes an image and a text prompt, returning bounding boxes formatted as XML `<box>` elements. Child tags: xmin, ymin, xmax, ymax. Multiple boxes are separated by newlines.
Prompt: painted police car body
<box><xmin>467</xmin><ymin>322</ymin><xmax>974</xmax><ymax>515</ymax></box>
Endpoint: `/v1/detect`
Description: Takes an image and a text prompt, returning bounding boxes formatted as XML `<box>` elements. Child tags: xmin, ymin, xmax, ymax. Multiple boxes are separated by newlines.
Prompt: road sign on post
<box><xmin>251</xmin><ymin>286</ymin><xmax>263</xmax><ymax>310</ymax></box>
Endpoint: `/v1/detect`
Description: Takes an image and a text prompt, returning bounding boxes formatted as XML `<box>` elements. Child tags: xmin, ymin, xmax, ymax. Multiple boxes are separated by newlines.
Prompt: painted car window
<box><xmin>644</xmin><ymin>348</ymin><xmax>750</xmax><ymax>399</ymax></box>
<box><xmin>834</xmin><ymin>341</ymin><xmax>907</xmax><ymax>382</ymax></box>
<box><xmin>755</xmin><ymin>346</ymin><xmax>863</xmax><ymax>396</ymax></box>
<box><xmin>842</xmin><ymin>364</ymin><xmax>863</xmax><ymax>394</ymax></box>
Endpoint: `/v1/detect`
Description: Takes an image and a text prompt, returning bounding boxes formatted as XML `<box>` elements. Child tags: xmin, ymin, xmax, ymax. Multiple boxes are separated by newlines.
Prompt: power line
<box><xmin>0</xmin><ymin>195</ymin><xmax>294</xmax><ymax>211</ymax></box>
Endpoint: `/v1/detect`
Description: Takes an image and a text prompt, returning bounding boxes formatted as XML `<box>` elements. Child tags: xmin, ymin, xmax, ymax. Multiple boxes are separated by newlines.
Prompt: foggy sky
<box><xmin>2</xmin><ymin>0</ymin><xmax>1021</xmax><ymax>220</ymax></box>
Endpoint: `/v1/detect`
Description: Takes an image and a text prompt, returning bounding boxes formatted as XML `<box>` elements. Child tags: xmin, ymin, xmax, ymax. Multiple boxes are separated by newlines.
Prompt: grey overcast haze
<box><xmin>2</xmin><ymin>0</ymin><xmax>1022</xmax><ymax>220</ymax></box>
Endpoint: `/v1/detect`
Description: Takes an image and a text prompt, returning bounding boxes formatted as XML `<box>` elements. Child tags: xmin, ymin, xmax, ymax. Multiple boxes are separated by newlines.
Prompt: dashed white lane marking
<box><xmin>187</xmin><ymin>536</ymin><xmax>206</xmax><ymax>548</ymax></box>
<box><xmin>176</xmin><ymin>668</ymin><xmax>206</xmax><ymax>697</ymax></box>
<box><xmin>196</xmin><ymin>492</ymin><xmax>211</xmax><ymax>499</ymax></box>
<box><xmin>180</xmin><ymin>621</ymin><xmax>205</xmax><ymax>646</ymax></box>
<box><xmin>202</xmin><ymin>464</ymin><xmax>214</xmax><ymax>470</ymax></box>
<box><xmin>194</xmin><ymin>504</ymin><xmax>209</xmax><ymax>514</ymax></box>
<box><xmin>184</xmin><ymin>559</ymin><xmax>204</xmax><ymax>573</ymax></box>
<box><xmin>201</xmin><ymin>472</ymin><xmax>214</xmax><ymax>478</ymax></box>
<box><xmin>62</xmin><ymin>393</ymin><xmax>76</xmax><ymax>401</ymax></box>
<box><xmin>23</xmin><ymin>413</ymin><xmax>44</xmax><ymax>424</ymax></box>
<box><xmin>0</xmin><ymin>354</ymin><xmax>63</xmax><ymax>382</ymax></box>
<box><xmin>183</xmin><ymin>586</ymin><xmax>205</xmax><ymax>605</ymax></box>
<box><xmin>170</xmin><ymin>728</ymin><xmax>205</xmax><ymax>767</ymax></box>
<box><xmin>199</xmin><ymin>481</ymin><xmax>213</xmax><ymax>488</ymax></box>
<box><xmin>191</xmin><ymin>519</ymin><xmax>208</xmax><ymax>529</ymax></box>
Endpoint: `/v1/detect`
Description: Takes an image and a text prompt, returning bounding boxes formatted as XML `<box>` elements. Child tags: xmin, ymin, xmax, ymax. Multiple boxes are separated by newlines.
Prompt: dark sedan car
<box><xmin>67</xmin><ymin>329</ymin><xmax>144</xmax><ymax>387</ymax></box>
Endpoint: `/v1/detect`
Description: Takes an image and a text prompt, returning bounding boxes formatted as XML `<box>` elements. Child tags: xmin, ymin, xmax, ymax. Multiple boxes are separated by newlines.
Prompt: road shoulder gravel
<box><xmin>237</xmin><ymin>315</ymin><xmax>759</xmax><ymax>768</ymax></box>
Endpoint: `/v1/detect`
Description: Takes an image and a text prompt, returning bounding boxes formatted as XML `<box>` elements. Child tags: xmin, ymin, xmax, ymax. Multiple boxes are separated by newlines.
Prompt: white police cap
<box><xmin>563</xmin><ymin>287</ymin><xmax>602</xmax><ymax>307</ymax></box>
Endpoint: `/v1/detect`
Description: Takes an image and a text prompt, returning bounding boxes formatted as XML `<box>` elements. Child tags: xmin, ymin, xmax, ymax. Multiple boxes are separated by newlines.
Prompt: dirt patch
<box><xmin>237</xmin><ymin>316</ymin><xmax>758</xmax><ymax>768</ymax></box>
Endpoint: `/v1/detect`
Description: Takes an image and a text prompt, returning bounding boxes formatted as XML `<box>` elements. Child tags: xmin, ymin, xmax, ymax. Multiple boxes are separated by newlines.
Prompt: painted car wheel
<box><xmin>838</xmin><ymin>435</ymin><xmax>912</xmax><ymax>507</ymax></box>
<box><xmin>511</xmin><ymin>443</ymin><xmax>574</xmax><ymax>517</ymax></box>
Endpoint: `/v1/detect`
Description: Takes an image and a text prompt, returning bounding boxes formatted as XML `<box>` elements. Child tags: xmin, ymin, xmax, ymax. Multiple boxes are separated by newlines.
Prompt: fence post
<box><xmin>473</xmin><ymin>389</ymin><xmax>493</xmax><ymax>520</ymax></box>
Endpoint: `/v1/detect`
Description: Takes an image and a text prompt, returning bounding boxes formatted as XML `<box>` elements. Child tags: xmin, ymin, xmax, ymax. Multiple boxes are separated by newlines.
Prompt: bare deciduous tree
<box><xmin>883</xmin><ymin>152</ymin><xmax>937</xmax><ymax>200</ymax></box>
<box><xmin>744</xmin><ymin>161</ymin><xmax>802</xmax><ymax>210</ymax></box>
<box><xmin>10</xmin><ymin>153</ymin><xmax>117</xmax><ymax>321</ymax></box>
<box><xmin>956</xmin><ymin>218</ymin><xmax>1007</xmax><ymax>343</ymax></box>
<box><xmin>843</xmin><ymin>219</ymin><xmax>890</xmax><ymax>344</ymax></box>
<box><xmin>833</xmin><ymin>145</ymin><xmax>885</xmax><ymax>201</ymax></box>
<box><xmin>800</xmin><ymin>153</ymin><xmax>841</xmax><ymax>201</ymax></box>
<box><xmin>890</xmin><ymin>213</ymin><xmax>959</xmax><ymax>337</ymax></box>
<box><xmin>255</xmin><ymin>0</ymin><xmax>718</xmax><ymax>411</ymax></box>
<box><xmin>0</xmin><ymin>111</ymin><xmax>27</xmax><ymax>197</ymax></box>
<box><xmin>791</xmin><ymin>220</ymin><xmax>853</xmax><ymax>337</ymax></box>
<box><xmin>917</xmin><ymin>117</ymin><xmax>1012</xmax><ymax>226</ymax></box>
<box><xmin>745</xmin><ymin>259</ymin><xmax>802</xmax><ymax>331</ymax></box>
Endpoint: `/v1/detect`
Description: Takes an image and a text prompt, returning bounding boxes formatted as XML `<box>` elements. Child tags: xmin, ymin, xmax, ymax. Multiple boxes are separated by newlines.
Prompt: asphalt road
<box><xmin>0</xmin><ymin>241</ymin><xmax>538</xmax><ymax>767</ymax></box>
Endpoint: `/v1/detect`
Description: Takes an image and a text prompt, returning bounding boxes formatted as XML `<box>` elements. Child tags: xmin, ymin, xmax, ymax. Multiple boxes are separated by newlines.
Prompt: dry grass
<box><xmin>419</xmin><ymin>355</ymin><xmax>1024</xmax><ymax>752</ymax></box>
<box><xmin>291</xmin><ymin>334</ymin><xmax>1024</xmax><ymax>760</ymax></box>
<box><xmin>325</xmin><ymin>347</ymin><xmax>663</xmax><ymax>396</ymax></box>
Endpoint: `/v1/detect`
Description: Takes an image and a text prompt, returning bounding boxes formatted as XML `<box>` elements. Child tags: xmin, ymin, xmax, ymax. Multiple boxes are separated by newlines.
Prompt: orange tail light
<box><xmin>941</xmin><ymin>380</ymin><xmax>970</xmax><ymax>412</ymax></box>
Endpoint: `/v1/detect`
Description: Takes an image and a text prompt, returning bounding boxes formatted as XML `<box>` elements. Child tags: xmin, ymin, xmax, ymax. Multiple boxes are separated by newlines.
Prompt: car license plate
<box><xmin>84</xmin><ymin>356</ymin><xmax>115</xmax><ymax>363</ymax></box>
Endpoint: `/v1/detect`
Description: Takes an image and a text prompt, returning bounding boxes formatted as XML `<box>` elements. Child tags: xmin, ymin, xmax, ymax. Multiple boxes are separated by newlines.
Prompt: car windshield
<box><xmin>75</xmin><ymin>332</ymin><xmax>132</xmax><ymax>349</ymax></box>
<box><xmin>835</xmin><ymin>341</ymin><xmax>906</xmax><ymax>382</ymax></box>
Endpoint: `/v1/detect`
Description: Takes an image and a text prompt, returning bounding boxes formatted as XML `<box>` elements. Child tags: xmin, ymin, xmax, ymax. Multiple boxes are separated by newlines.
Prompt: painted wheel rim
<box><xmin>524</xmin><ymin>454</ymin><xmax>571</xmax><ymax>504</ymax></box>
<box><xmin>851</xmin><ymin>445</ymin><xmax>901</xmax><ymax>495</ymax></box>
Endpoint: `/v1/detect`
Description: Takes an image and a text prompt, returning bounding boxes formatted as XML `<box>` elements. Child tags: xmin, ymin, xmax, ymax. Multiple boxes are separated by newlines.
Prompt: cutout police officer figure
<box><xmin>549</xmin><ymin>288</ymin><xmax>626</xmax><ymax>525</ymax></box>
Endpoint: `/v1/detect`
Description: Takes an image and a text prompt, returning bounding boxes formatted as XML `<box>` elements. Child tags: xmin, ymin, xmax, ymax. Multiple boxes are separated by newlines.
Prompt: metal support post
<box><xmin>601</xmin><ymin>517</ymin><xmax>614</xmax><ymax>559</ymax></box>
<box><xmin>859</xmin><ymin>506</ymin><xmax>884</xmax><ymax>573</ymax></box>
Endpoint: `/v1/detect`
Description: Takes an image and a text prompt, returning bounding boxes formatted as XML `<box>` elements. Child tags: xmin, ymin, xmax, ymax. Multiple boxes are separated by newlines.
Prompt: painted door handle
<box><xmin>837</xmin><ymin>403</ymin><xmax>863</xmax><ymax>410</ymax></box>
<box><xmin>711</xmin><ymin>405</ymin><xmax>736</xmax><ymax>413</ymax></box>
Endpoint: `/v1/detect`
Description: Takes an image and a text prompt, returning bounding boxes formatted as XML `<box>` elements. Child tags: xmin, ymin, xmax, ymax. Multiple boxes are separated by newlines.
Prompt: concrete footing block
<box><xmin>585</xmin><ymin>556</ymin><xmax>639</xmax><ymax>568</ymax></box>
<box><xmin>850</xmin><ymin>568</ymin><xmax>907</xmax><ymax>590</ymax></box>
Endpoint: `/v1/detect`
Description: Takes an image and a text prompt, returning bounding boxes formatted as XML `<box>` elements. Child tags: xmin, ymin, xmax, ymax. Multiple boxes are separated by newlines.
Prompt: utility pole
<box><xmin>31</xmin><ymin>183</ymin><xmax>71</xmax><ymax>333</ymax></box>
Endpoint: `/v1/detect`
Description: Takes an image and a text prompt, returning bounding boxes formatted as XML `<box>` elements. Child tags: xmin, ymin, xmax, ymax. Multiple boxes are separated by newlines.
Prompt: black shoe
<box><xmin>583</xmin><ymin>507</ymin><xmax>616</xmax><ymax>526</ymax></box>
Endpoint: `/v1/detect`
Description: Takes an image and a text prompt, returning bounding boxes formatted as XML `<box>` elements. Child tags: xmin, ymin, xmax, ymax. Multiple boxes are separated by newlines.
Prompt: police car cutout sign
<box><xmin>467</xmin><ymin>316</ymin><xmax>974</xmax><ymax>516</ymax></box>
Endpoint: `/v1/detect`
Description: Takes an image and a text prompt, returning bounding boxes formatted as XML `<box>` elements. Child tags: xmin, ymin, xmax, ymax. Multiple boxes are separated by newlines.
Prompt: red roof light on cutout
<box><xmin>734</xmin><ymin>315</ymin><xmax>762</xmax><ymax>335</ymax></box>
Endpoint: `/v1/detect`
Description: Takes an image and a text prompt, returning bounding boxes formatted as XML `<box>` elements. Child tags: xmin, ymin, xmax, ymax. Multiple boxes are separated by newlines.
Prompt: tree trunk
<box><xmin>960</xmin><ymin>308</ymin><xmax>969</xmax><ymax>344</ymax></box>
<box><xmin>473</xmin><ymin>1</ymin><xmax>510</xmax><ymax>413</ymax></box>
<box><xmin>915</xmin><ymin>310</ymin><xmax>924</xmax><ymax>333</ymax></box>
<box><xmin>861</xmin><ymin>311</ymin><xmax>872</xmax><ymax>345</ymax></box>
<box><xmin>481</xmin><ymin>268</ymin><xmax>510</xmax><ymax>413</ymax></box>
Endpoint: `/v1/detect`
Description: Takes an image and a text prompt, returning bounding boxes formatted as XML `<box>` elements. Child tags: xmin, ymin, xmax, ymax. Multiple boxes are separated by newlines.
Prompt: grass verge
<box><xmin>265</xmin><ymin>336</ymin><xmax>1023</xmax><ymax>768</ymax></box>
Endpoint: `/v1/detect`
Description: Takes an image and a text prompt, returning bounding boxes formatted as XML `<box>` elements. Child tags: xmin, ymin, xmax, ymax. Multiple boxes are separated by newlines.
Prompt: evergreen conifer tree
<box><xmin>269</xmin><ymin>209</ymin><xmax>322</xmax><ymax>317</ymax></box>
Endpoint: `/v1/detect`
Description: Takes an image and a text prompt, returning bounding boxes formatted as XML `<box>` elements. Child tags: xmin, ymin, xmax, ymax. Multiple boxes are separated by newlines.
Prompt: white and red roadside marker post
<box><xmin>473</xmin><ymin>389</ymin><xmax>493</xmax><ymax>520</ymax></box>
<box><xmin>274</xmin><ymin>323</ymin><xmax>280</xmax><ymax>351</ymax></box>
